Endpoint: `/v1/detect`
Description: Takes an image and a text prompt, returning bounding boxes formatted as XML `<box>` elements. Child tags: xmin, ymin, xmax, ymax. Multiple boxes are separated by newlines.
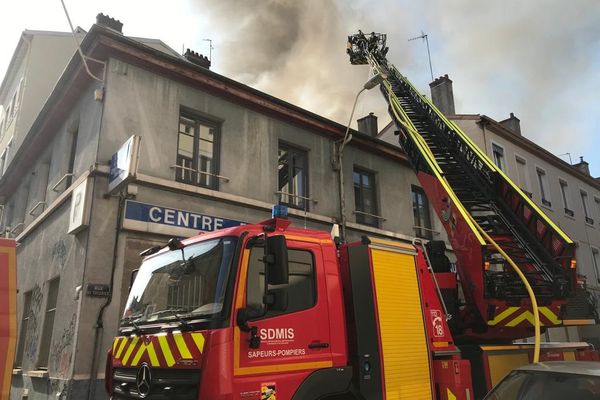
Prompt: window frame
<box><xmin>514</xmin><ymin>154</ymin><xmax>530</xmax><ymax>193</ymax></box>
<box><xmin>37</xmin><ymin>277</ymin><xmax>60</xmax><ymax>369</ymax></box>
<box><xmin>14</xmin><ymin>290</ymin><xmax>33</xmax><ymax>368</ymax></box>
<box><xmin>535</xmin><ymin>166</ymin><xmax>551</xmax><ymax>207</ymax></box>
<box><xmin>592</xmin><ymin>247</ymin><xmax>600</xmax><ymax>284</ymax></box>
<box><xmin>580</xmin><ymin>189</ymin><xmax>594</xmax><ymax>225</ymax></box>
<box><xmin>4</xmin><ymin>137</ymin><xmax>13</xmax><ymax>176</ymax></box>
<box><xmin>411</xmin><ymin>184</ymin><xmax>433</xmax><ymax>240</ymax></box>
<box><xmin>277</xmin><ymin>141</ymin><xmax>309</xmax><ymax>211</ymax></box>
<box><xmin>245</xmin><ymin>246</ymin><xmax>317</xmax><ymax>319</ymax></box>
<box><xmin>558</xmin><ymin>178</ymin><xmax>573</xmax><ymax>217</ymax></box>
<box><xmin>491</xmin><ymin>142</ymin><xmax>505</xmax><ymax>171</ymax></box>
<box><xmin>175</xmin><ymin>108</ymin><xmax>222</xmax><ymax>190</ymax></box>
<box><xmin>352</xmin><ymin>166</ymin><xmax>380</xmax><ymax>227</ymax></box>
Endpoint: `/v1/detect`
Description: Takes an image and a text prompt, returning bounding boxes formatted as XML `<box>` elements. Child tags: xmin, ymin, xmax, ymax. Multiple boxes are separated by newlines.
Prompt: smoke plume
<box><xmin>193</xmin><ymin>0</ymin><xmax>600</xmax><ymax>173</ymax></box>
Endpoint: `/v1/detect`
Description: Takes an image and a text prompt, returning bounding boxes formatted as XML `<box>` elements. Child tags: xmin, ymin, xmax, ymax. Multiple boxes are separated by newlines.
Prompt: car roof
<box><xmin>515</xmin><ymin>361</ymin><xmax>600</xmax><ymax>376</ymax></box>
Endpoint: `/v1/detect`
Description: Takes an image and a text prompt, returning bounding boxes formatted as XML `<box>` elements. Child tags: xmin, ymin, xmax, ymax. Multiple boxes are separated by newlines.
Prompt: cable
<box><xmin>59</xmin><ymin>0</ymin><xmax>104</xmax><ymax>82</ymax></box>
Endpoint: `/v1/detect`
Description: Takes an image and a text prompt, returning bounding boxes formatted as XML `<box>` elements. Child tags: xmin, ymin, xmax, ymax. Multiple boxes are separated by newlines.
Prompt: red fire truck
<box><xmin>104</xmin><ymin>32</ymin><xmax>598</xmax><ymax>399</ymax></box>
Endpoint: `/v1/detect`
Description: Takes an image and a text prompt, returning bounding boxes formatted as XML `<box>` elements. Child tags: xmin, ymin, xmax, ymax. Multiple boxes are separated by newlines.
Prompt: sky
<box><xmin>1</xmin><ymin>0</ymin><xmax>599</xmax><ymax>176</ymax></box>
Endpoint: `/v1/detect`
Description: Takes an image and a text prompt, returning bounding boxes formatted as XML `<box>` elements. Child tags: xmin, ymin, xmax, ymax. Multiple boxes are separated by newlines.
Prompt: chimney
<box><xmin>429</xmin><ymin>74</ymin><xmax>455</xmax><ymax>115</ymax></box>
<box><xmin>573</xmin><ymin>156</ymin><xmax>591</xmax><ymax>176</ymax></box>
<box><xmin>96</xmin><ymin>13</ymin><xmax>123</xmax><ymax>33</ymax></box>
<box><xmin>357</xmin><ymin>112</ymin><xmax>378</xmax><ymax>137</ymax></box>
<box><xmin>184</xmin><ymin>49</ymin><xmax>211</xmax><ymax>69</ymax></box>
<box><xmin>499</xmin><ymin>112</ymin><xmax>522</xmax><ymax>136</ymax></box>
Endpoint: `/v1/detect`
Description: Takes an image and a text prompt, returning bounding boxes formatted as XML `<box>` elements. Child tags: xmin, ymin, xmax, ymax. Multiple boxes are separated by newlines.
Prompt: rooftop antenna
<box><xmin>557</xmin><ymin>152</ymin><xmax>573</xmax><ymax>165</ymax></box>
<box><xmin>409</xmin><ymin>31</ymin><xmax>434</xmax><ymax>81</ymax></box>
<box><xmin>203</xmin><ymin>38</ymin><xmax>214</xmax><ymax>62</ymax></box>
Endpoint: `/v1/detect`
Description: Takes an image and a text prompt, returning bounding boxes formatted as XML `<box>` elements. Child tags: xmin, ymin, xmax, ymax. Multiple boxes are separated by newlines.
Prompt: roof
<box><xmin>478</xmin><ymin>114</ymin><xmax>600</xmax><ymax>190</ymax></box>
<box><xmin>0</xmin><ymin>23</ymin><xmax>408</xmax><ymax>197</ymax></box>
<box><xmin>516</xmin><ymin>361</ymin><xmax>600</xmax><ymax>376</ymax></box>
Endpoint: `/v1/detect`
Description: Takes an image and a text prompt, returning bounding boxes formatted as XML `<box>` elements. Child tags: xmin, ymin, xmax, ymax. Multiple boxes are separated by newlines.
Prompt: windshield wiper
<box><xmin>121</xmin><ymin>314</ymin><xmax>145</xmax><ymax>333</ymax></box>
<box><xmin>145</xmin><ymin>309</ymin><xmax>191</xmax><ymax>328</ymax></box>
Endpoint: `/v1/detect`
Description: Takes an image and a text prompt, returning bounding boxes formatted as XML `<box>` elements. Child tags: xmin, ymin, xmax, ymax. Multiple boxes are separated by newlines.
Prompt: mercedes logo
<box><xmin>136</xmin><ymin>363</ymin><xmax>152</xmax><ymax>398</ymax></box>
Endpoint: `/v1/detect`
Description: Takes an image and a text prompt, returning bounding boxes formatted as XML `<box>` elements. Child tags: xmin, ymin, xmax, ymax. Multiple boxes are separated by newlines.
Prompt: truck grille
<box><xmin>112</xmin><ymin>367</ymin><xmax>200</xmax><ymax>399</ymax></box>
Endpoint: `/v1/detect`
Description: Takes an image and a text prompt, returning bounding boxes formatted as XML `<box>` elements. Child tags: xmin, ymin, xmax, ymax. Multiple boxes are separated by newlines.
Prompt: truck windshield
<box><xmin>121</xmin><ymin>237</ymin><xmax>237</xmax><ymax>326</ymax></box>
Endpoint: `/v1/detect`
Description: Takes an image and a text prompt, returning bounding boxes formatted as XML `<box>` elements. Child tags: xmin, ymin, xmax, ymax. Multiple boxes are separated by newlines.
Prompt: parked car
<box><xmin>484</xmin><ymin>361</ymin><xmax>600</xmax><ymax>399</ymax></box>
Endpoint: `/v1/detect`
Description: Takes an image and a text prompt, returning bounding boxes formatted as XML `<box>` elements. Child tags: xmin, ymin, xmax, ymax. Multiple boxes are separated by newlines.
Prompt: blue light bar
<box><xmin>272</xmin><ymin>204</ymin><xmax>289</xmax><ymax>219</ymax></box>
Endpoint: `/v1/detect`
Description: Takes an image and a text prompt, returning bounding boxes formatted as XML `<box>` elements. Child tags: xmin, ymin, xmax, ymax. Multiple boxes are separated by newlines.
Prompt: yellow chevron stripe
<box><xmin>112</xmin><ymin>337</ymin><xmax>121</xmax><ymax>354</ymax></box>
<box><xmin>116</xmin><ymin>337</ymin><xmax>129</xmax><ymax>359</ymax></box>
<box><xmin>539</xmin><ymin>307</ymin><xmax>562</xmax><ymax>325</ymax></box>
<box><xmin>157</xmin><ymin>335</ymin><xmax>176</xmax><ymax>367</ymax></box>
<box><xmin>131</xmin><ymin>341</ymin><xmax>160</xmax><ymax>367</ymax></box>
<box><xmin>174</xmin><ymin>333</ymin><xmax>192</xmax><ymax>359</ymax></box>
<box><xmin>121</xmin><ymin>336</ymin><xmax>139</xmax><ymax>365</ymax></box>
<box><xmin>505</xmin><ymin>311</ymin><xmax>546</xmax><ymax>327</ymax></box>
<box><xmin>487</xmin><ymin>307</ymin><xmax>519</xmax><ymax>326</ymax></box>
<box><xmin>191</xmin><ymin>333</ymin><xmax>205</xmax><ymax>353</ymax></box>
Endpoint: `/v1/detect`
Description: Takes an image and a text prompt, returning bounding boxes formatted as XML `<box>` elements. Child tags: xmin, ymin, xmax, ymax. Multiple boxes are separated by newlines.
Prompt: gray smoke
<box><xmin>194</xmin><ymin>0</ymin><xmax>600</xmax><ymax>171</ymax></box>
<box><xmin>195</xmin><ymin>0</ymin><xmax>422</xmax><ymax>125</ymax></box>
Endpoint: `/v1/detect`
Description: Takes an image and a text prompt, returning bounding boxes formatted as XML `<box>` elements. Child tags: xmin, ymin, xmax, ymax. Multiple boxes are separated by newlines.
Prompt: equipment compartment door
<box><xmin>233</xmin><ymin>240</ymin><xmax>333</xmax><ymax>399</ymax></box>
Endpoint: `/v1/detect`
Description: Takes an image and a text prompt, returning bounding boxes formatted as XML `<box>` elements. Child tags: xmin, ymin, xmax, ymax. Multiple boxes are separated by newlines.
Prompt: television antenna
<box><xmin>409</xmin><ymin>31</ymin><xmax>434</xmax><ymax>81</ymax></box>
<box><xmin>203</xmin><ymin>38</ymin><xmax>214</xmax><ymax>62</ymax></box>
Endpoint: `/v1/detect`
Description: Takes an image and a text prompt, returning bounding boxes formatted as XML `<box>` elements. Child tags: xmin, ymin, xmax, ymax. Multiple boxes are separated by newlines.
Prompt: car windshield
<box><xmin>485</xmin><ymin>369</ymin><xmax>600</xmax><ymax>400</ymax></box>
<box><xmin>121</xmin><ymin>237</ymin><xmax>237</xmax><ymax>326</ymax></box>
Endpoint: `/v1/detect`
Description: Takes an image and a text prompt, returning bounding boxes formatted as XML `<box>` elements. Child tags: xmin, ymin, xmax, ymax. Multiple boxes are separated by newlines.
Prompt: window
<box><xmin>0</xmin><ymin>112</ymin><xmax>4</xmax><ymax>140</ymax></box>
<box><xmin>246</xmin><ymin>247</ymin><xmax>315</xmax><ymax>317</ymax></box>
<box><xmin>492</xmin><ymin>143</ymin><xmax>505</xmax><ymax>171</ymax></box>
<box><xmin>0</xmin><ymin>150</ymin><xmax>5</xmax><ymax>178</ymax></box>
<box><xmin>176</xmin><ymin>112</ymin><xmax>220</xmax><ymax>189</ymax></box>
<box><xmin>3</xmin><ymin>137</ymin><xmax>12</xmax><ymax>175</ymax></box>
<box><xmin>515</xmin><ymin>156</ymin><xmax>529</xmax><ymax>193</ymax></box>
<box><xmin>14</xmin><ymin>290</ymin><xmax>32</xmax><ymax>368</ymax></box>
<box><xmin>581</xmin><ymin>190</ymin><xmax>593</xmax><ymax>225</ymax></box>
<box><xmin>536</xmin><ymin>168</ymin><xmax>551</xmax><ymax>207</ymax></box>
<box><xmin>278</xmin><ymin>143</ymin><xmax>308</xmax><ymax>210</ymax></box>
<box><xmin>37</xmin><ymin>278</ymin><xmax>59</xmax><ymax>369</ymax></box>
<box><xmin>595</xmin><ymin>197</ymin><xmax>600</xmax><ymax>222</ymax></box>
<box><xmin>593</xmin><ymin>248</ymin><xmax>600</xmax><ymax>284</ymax></box>
<box><xmin>66</xmin><ymin>127</ymin><xmax>79</xmax><ymax>187</ymax></box>
<box><xmin>412</xmin><ymin>185</ymin><xmax>433</xmax><ymax>240</ymax></box>
<box><xmin>559</xmin><ymin>179</ymin><xmax>573</xmax><ymax>216</ymax></box>
<box><xmin>353</xmin><ymin>167</ymin><xmax>379</xmax><ymax>227</ymax></box>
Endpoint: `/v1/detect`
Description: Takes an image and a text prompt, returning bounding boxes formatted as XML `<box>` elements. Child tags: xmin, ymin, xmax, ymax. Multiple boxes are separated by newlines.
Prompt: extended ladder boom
<box><xmin>347</xmin><ymin>31</ymin><xmax>576</xmax><ymax>340</ymax></box>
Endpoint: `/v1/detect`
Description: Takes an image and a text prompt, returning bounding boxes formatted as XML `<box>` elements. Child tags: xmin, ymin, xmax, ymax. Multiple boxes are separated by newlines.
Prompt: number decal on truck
<box><xmin>430</xmin><ymin>309</ymin><xmax>445</xmax><ymax>338</ymax></box>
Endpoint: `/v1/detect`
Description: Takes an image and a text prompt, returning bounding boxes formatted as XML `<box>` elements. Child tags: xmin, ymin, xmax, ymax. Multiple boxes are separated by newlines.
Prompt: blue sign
<box><xmin>108</xmin><ymin>135</ymin><xmax>140</xmax><ymax>193</ymax></box>
<box><xmin>124</xmin><ymin>200</ymin><xmax>244</xmax><ymax>234</ymax></box>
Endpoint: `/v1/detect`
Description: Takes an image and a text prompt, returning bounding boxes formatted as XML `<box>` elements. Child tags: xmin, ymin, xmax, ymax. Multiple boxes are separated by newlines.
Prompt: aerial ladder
<box><xmin>347</xmin><ymin>31</ymin><xmax>577</xmax><ymax>345</ymax></box>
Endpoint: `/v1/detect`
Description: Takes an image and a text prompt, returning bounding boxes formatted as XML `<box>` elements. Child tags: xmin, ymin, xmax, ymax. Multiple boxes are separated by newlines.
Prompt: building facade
<box><xmin>2</xmin><ymin>17</ymin><xmax>445</xmax><ymax>400</ymax></box>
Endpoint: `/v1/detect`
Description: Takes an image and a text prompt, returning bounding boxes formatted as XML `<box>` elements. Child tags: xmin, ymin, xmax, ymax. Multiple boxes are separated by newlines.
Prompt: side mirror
<box><xmin>264</xmin><ymin>288</ymin><xmax>288</xmax><ymax>312</ymax></box>
<box><xmin>265</xmin><ymin>235</ymin><xmax>289</xmax><ymax>285</ymax></box>
<box><xmin>128</xmin><ymin>269</ymin><xmax>139</xmax><ymax>292</ymax></box>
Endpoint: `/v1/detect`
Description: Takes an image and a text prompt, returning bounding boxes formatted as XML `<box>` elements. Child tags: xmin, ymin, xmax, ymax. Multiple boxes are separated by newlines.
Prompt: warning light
<box><xmin>484</xmin><ymin>261</ymin><xmax>490</xmax><ymax>271</ymax></box>
<box><xmin>570</xmin><ymin>259</ymin><xmax>577</xmax><ymax>269</ymax></box>
<box><xmin>272</xmin><ymin>204</ymin><xmax>288</xmax><ymax>219</ymax></box>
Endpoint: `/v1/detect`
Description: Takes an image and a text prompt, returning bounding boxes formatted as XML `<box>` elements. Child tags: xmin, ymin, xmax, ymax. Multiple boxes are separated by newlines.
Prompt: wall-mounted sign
<box><xmin>108</xmin><ymin>135</ymin><xmax>141</xmax><ymax>194</ymax></box>
<box><xmin>122</xmin><ymin>200</ymin><xmax>245</xmax><ymax>237</ymax></box>
<box><xmin>68</xmin><ymin>177</ymin><xmax>92</xmax><ymax>234</ymax></box>
<box><xmin>86</xmin><ymin>283</ymin><xmax>111</xmax><ymax>297</ymax></box>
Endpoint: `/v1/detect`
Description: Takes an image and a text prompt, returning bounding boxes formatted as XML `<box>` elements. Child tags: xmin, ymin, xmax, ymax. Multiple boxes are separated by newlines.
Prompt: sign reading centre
<box><xmin>123</xmin><ymin>200</ymin><xmax>244</xmax><ymax>237</ymax></box>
